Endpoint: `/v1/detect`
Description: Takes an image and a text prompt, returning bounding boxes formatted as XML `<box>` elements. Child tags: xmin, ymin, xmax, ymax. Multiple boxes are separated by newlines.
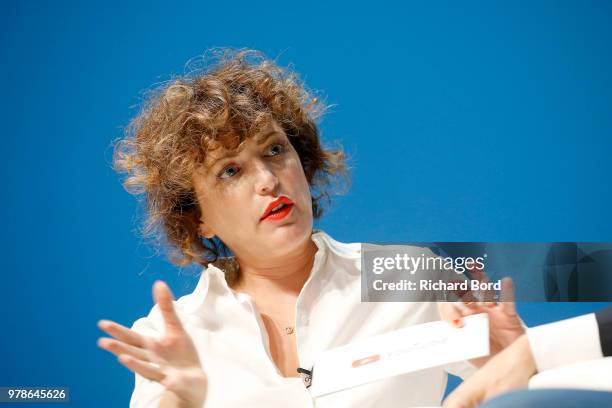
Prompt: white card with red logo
<box><xmin>309</xmin><ymin>313</ymin><xmax>489</xmax><ymax>397</ymax></box>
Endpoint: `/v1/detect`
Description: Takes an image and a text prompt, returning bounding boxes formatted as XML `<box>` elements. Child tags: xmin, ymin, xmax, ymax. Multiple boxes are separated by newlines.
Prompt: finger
<box><xmin>118</xmin><ymin>354</ymin><xmax>165</xmax><ymax>383</ymax></box>
<box><xmin>499</xmin><ymin>277</ymin><xmax>518</xmax><ymax>316</ymax></box>
<box><xmin>438</xmin><ymin>302</ymin><xmax>469</xmax><ymax>327</ymax></box>
<box><xmin>449</xmin><ymin>279</ymin><xmax>479</xmax><ymax>303</ymax></box>
<box><xmin>455</xmin><ymin>263</ymin><xmax>489</xmax><ymax>303</ymax></box>
<box><xmin>97</xmin><ymin>320</ymin><xmax>146</xmax><ymax>348</ymax></box>
<box><xmin>153</xmin><ymin>281</ymin><xmax>185</xmax><ymax>333</ymax></box>
<box><xmin>98</xmin><ymin>337</ymin><xmax>151</xmax><ymax>362</ymax></box>
<box><xmin>451</xmin><ymin>302</ymin><xmax>494</xmax><ymax>322</ymax></box>
<box><xmin>471</xmin><ymin>269</ymin><xmax>496</xmax><ymax>304</ymax></box>
<box><xmin>459</xmin><ymin>290</ymin><xmax>479</xmax><ymax>303</ymax></box>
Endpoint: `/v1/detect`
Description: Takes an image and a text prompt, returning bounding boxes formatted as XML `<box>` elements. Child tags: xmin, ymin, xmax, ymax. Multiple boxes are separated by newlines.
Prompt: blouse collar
<box><xmin>182</xmin><ymin>229</ymin><xmax>341</xmax><ymax>314</ymax></box>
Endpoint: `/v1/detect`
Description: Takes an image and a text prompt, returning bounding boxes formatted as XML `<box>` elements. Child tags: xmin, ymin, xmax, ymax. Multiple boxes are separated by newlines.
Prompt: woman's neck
<box><xmin>232</xmin><ymin>237</ymin><xmax>318</xmax><ymax>298</ymax></box>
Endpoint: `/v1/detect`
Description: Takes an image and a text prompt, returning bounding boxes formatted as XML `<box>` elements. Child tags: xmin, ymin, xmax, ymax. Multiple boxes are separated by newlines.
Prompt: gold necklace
<box><xmin>267</xmin><ymin>316</ymin><xmax>295</xmax><ymax>335</ymax></box>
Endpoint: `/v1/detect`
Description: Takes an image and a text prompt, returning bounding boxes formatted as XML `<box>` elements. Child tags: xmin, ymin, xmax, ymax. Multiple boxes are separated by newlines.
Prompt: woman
<box><xmin>97</xmin><ymin>49</ymin><xmax>524</xmax><ymax>407</ymax></box>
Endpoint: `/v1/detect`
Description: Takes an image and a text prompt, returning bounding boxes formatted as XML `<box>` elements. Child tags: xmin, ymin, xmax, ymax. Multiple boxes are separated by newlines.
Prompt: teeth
<box><xmin>271</xmin><ymin>203</ymin><xmax>285</xmax><ymax>212</ymax></box>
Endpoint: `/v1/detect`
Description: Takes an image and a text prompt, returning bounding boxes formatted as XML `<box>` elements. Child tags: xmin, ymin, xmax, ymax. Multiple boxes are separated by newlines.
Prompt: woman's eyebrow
<box><xmin>255</xmin><ymin>130</ymin><xmax>281</xmax><ymax>145</ymax></box>
<box><xmin>205</xmin><ymin>130</ymin><xmax>282</xmax><ymax>169</ymax></box>
<box><xmin>206</xmin><ymin>151</ymin><xmax>238</xmax><ymax>170</ymax></box>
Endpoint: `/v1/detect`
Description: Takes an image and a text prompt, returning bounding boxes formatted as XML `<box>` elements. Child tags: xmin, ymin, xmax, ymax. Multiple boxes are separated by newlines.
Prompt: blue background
<box><xmin>2</xmin><ymin>1</ymin><xmax>611</xmax><ymax>406</ymax></box>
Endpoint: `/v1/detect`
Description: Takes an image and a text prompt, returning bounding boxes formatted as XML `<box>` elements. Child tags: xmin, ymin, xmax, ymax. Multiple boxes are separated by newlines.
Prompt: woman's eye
<box><xmin>267</xmin><ymin>142</ymin><xmax>286</xmax><ymax>156</ymax></box>
<box><xmin>218</xmin><ymin>165</ymin><xmax>240</xmax><ymax>179</ymax></box>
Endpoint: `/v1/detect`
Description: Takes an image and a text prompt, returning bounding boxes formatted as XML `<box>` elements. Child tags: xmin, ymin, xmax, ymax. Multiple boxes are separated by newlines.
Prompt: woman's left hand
<box><xmin>438</xmin><ymin>276</ymin><xmax>525</xmax><ymax>367</ymax></box>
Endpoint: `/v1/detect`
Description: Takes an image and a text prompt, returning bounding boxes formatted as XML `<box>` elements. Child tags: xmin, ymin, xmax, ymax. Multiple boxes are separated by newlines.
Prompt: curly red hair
<box><xmin>114</xmin><ymin>48</ymin><xmax>348</xmax><ymax>274</ymax></box>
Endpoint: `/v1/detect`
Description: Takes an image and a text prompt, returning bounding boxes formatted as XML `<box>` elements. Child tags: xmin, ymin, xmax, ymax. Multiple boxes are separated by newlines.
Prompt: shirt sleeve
<box><xmin>526</xmin><ymin>313</ymin><xmax>604</xmax><ymax>373</ymax></box>
<box><xmin>129</xmin><ymin>371</ymin><xmax>166</xmax><ymax>408</ymax></box>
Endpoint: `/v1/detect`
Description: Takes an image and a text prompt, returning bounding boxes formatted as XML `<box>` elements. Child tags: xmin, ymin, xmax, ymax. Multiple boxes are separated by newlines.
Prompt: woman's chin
<box><xmin>263</xmin><ymin>223</ymin><xmax>312</xmax><ymax>252</ymax></box>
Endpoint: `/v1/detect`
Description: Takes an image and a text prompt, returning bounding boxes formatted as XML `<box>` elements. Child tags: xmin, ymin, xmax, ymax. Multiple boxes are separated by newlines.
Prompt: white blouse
<box><xmin>129</xmin><ymin>230</ymin><xmax>477</xmax><ymax>407</ymax></box>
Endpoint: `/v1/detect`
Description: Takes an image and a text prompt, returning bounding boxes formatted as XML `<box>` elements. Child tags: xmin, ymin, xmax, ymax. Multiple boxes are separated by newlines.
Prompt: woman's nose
<box><xmin>253</xmin><ymin>162</ymin><xmax>279</xmax><ymax>195</ymax></box>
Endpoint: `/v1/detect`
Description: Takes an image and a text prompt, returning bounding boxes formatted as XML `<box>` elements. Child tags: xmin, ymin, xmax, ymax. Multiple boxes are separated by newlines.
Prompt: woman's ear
<box><xmin>198</xmin><ymin>217</ymin><xmax>215</xmax><ymax>239</ymax></box>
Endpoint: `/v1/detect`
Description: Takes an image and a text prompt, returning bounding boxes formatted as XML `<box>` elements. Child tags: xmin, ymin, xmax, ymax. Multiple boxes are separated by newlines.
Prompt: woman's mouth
<box><xmin>262</xmin><ymin>203</ymin><xmax>293</xmax><ymax>221</ymax></box>
<box><xmin>260</xmin><ymin>196</ymin><xmax>294</xmax><ymax>221</ymax></box>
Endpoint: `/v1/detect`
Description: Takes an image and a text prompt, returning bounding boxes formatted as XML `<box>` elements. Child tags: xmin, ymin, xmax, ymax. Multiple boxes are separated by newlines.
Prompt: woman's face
<box><xmin>192</xmin><ymin>120</ymin><xmax>314</xmax><ymax>262</ymax></box>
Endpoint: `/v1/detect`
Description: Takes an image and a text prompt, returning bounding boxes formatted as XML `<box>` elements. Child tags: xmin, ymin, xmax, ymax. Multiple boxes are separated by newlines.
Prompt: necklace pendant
<box><xmin>284</xmin><ymin>327</ymin><xmax>295</xmax><ymax>335</ymax></box>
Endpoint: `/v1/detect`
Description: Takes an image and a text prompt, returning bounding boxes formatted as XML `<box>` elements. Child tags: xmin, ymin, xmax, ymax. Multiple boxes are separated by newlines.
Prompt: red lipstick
<box><xmin>260</xmin><ymin>196</ymin><xmax>294</xmax><ymax>221</ymax></box>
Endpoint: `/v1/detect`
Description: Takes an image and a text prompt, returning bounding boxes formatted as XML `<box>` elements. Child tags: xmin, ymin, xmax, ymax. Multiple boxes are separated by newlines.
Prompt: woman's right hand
<box><xmin>97</xmin><ymin>280</ymin><xmax>207</xmax><ymax>407</ymax></box>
